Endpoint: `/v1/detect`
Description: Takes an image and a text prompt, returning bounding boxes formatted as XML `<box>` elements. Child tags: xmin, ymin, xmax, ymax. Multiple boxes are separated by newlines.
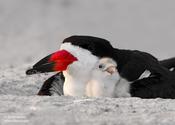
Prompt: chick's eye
<box><xmin>99</xmin><ymin>64</ymin><xmax>105</xmax><ymax>69</ymax></box>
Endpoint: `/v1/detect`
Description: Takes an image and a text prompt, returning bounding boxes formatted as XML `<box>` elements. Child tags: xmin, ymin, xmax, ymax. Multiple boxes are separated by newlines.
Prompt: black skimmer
<box><xmin>27</xmin><ymin>36</ymin><xmax>116</xmax><ymax>96</ymax></box>
<box><xmin>26</xmin><ymin>35</ymin><xmax>175</xmax><ymax>98</ymax></box>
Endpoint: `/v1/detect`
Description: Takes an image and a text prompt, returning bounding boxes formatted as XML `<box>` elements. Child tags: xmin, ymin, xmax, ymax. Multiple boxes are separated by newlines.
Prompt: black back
<box><xmin>63</xmin><ymin>35</ymin><xmax>115</xmax><ymax>58</ymax></box>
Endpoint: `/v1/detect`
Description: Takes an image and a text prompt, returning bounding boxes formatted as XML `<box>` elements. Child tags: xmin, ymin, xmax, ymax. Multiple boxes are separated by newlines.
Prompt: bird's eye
<box><xmin>99</xmin><ymin>64</ymin><xmax>105</xmax><ymax>69</ymax></box>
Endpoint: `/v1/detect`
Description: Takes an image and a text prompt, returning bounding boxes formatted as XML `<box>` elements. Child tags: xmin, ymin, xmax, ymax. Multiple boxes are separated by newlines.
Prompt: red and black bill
<box><xmin>26</xmin><ymin>50</ymin><xmax>78</xmax><ymax>75</ymax></box>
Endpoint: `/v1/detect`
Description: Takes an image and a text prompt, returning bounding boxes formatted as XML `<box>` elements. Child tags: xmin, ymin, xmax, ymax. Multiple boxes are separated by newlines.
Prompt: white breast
<box><xmin>60</xmin><ymin>43</ymin><xmax>99</xmax><ymax>96</ymax></box>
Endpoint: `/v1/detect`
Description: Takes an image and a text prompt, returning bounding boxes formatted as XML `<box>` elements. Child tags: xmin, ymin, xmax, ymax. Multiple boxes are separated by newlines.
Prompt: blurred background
<box><xmin>0</xmin><ymin>0</ymin><xmax>175</xmax><ymax>66</ymax></box>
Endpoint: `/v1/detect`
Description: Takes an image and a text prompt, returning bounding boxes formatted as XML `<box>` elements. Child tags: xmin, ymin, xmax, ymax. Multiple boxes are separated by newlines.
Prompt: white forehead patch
<box><xmin>60</xmin><ymin>42</ymin><xmax>93</xmax><ymax>58</ymax></box>
<box><xmin>60</xmin><ymin>43</ymin><xmax>98</xmax><ymax>65</ymax></box>
<box><xmin>60</xmin><ymin>43</ymin><xmax>99</xmax><ymax>76</ymax></box>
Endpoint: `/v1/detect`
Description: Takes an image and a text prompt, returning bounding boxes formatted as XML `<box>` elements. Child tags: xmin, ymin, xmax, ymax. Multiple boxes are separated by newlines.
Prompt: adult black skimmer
<box><xmin>27</xmin><ymin>36</ymin><xmax>116</xmax><ymax>96</ymax></box>
<box><xmin>26</xmin><ymin>35</ymin><xmax>175</xmax><ymax>98</ymax></box>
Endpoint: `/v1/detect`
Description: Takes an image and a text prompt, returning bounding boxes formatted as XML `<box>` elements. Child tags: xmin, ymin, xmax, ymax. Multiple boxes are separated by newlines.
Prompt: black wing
<box><xmin>130</xmin><ymin>57</ymin><xmax>175</xmax><ymax>99</ymax></box>
<box><xmin>117</xmin><ymin>49</ymin><xmax>164</xmax><ymax>81</ymax></box>
<box><xmin>130</xmin><ymin>74</ymin><xmax>175</xmax><ymax>99</ymax></box>
<box><xmin>38</xmin><ymin>72</ymin><xmax>65</xmax><ymax>96</ymax></box>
